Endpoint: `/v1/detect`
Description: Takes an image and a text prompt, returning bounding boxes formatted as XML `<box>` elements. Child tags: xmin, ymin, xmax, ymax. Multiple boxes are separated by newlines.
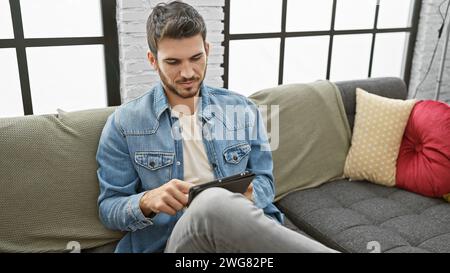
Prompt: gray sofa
<box><xmin>87</xmin><ymin>77</ymin><xmax>450</xmax><ymax>253</ymax></box>
<box><xmin>277</xmin><ymin>77</ymin><xmax>450</xmax><ymax>253</ymax></box>
<box><xmin>1</xmin><ymin>77</ymin><xmax>448</xmax><ymax>253</ymax></box>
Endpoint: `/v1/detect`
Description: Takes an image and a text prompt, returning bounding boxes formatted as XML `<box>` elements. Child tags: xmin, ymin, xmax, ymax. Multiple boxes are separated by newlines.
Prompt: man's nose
<box><xmin>180</xmin><ymin>62</ymin><xmax>195</xmax><ymax>79</ymax></box>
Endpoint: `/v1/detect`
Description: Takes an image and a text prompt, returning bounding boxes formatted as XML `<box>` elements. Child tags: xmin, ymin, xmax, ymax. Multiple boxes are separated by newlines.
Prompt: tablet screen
<box><xmin>187</xmin><ymin>171</ymin><xmax>255</xmax><ymax>206</ymax></box>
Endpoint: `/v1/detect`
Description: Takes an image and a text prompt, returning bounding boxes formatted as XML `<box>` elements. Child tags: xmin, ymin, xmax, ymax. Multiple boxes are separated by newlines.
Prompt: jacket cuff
<box><xmin>128</xmin><ymin>191</ymin><xmax>154</xmax><ymax>231</ymax></box>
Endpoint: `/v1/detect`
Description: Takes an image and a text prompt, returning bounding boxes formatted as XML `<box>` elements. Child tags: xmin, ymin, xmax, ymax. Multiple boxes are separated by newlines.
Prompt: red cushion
<box><xmin>396</xmin><ymin>100</ymin><xmax>450</xmax><ymax>197</ymax></box>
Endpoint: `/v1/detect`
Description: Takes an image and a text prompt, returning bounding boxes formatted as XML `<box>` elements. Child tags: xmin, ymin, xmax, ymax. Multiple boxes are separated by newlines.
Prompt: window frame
<box><xmin>0</xmin><ymin>0</ymin><xmax>120</xmax><ymax>116</ymax></box>
<box><xmin>222</xmin><ymin>0</ymin><xmax>422</xmax><ymax>88</ymax></box>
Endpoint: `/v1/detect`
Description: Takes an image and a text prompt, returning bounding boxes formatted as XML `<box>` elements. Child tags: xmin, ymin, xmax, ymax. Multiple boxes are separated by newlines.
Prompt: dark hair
<box><xmin>146</xmin><ymin>1</ymin><xmax>207</xmax><ymax>57</ymax></box>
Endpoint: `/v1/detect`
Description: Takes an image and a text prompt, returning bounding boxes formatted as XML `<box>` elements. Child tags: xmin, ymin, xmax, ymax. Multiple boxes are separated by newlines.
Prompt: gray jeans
<box><xmin>164</xmin><ymin>187</ymin><xmax>338</xmax><ymax>253</ymax></box>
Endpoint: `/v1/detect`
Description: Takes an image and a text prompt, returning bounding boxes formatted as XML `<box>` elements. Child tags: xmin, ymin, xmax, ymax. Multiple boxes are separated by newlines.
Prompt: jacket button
<box><xmin>149</xmin><ymin>161</ymin><xmax>155</xmax><ymax>168</ymax></box>
<box><xmin>212</xmin><ymin>163</ymin><xmax>217</xmax><ymax>168</ymax></box>
<box><xmin>232</xmin><ymin>155</ymin><xmax>238</xmax><ymax>161</ymax></box>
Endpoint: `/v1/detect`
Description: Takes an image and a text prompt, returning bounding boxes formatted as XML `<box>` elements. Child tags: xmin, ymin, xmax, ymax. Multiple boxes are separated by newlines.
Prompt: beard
<box><xmin>158</xmin><ymin>65</ymin><xmax>208</xmax><ymax>99</ymax></box>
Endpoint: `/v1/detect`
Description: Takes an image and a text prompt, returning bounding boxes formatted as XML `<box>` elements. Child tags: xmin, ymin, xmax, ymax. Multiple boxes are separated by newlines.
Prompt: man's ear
<box><xmin>147</xmin><ymin>51</ymin><xmax>158</xmax><ymax>70</ymax></box>
<box><xmin>204</xmin><ymin>41</ymin><xmax>210</xmax><ymax>57</ymax></box>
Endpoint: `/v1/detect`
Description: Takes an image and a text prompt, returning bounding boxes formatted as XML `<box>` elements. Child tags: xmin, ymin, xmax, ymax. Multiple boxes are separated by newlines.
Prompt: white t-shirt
<box><xmin>172</xmin><ymin>109</ymin><xmax>215</xmax><ymax>185</ymax></box>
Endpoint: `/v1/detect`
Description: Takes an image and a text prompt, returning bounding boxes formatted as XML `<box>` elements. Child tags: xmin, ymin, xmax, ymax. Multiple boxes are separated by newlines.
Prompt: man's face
<box><xmin>148</xmin><ymin>34</ymin><xmax>209</xmax><ymax>99</ymax></box>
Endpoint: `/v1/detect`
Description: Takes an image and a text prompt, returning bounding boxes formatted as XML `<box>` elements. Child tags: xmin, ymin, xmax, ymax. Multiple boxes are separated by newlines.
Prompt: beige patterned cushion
<box><xmin>344</xmin><ymin>88</ymin><xmax>416</xmax><ymax>186</ymax></box>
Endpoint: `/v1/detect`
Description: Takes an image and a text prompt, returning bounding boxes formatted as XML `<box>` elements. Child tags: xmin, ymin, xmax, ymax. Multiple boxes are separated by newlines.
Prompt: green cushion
<box><xmin>0</xmin><ymin>107</ymin><xmax>123</xmax><ymax>252</ymax></box>
<box><xmin>249</xmin><ymin>80</ymin><xmax>352</xmax><ymax>201</ymax></box>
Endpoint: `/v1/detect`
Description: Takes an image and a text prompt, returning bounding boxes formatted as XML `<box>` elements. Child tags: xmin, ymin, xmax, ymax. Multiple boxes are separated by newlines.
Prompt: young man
<box><xmin>96</xmin><ymin>1</ymin><xmax>336</xmax><ymax>253</ymax></box>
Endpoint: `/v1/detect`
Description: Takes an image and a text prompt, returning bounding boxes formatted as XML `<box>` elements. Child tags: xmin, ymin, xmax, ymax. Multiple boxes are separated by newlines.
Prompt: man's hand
<box><xmin>139</xmin><ymin>179</ymin><xmax>194</xmax><ymax>216</ymax></box>
<box><xmin>244</xmin><ymin>183</ymin><xmax>253</xmax><ymax>202</ymax></box>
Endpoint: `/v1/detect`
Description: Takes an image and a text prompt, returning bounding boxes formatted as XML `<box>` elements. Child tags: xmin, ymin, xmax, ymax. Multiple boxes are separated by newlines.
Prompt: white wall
<box><xmin>117</xmin><ymin>0</ymin><xmax>450</xmax><ymax>104</ymax></box>
<box><xmin>409</xmin><ymin>0</ymin><xmax>450</xmax><ymax>102</ymax></box>
<box><xmin>117</xmin><ymin>0</ymin><xmax>224</xmax><ymax>103</ymax></box>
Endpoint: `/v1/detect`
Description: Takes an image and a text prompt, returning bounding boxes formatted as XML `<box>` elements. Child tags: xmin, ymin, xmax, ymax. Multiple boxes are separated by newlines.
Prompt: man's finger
<box><xmin>174</xmin><ymin>180</ymin><xmax>195</xmax><ymax>194</ymax></box>
<box><xmin>163</xmin><ymin>194</ymin><xmax>185</xmax><ymax>212</ymax></box>
<box><xmin>244</xmin><ymin>183</ymin><xmax>254</xmax><ymax>201</ymax></box>
<box><xmin>167</xmin><ymin>186</ymin><xmax>189</xmax><ymax>206</ymax></box>
<box><xmin>158</xmin><ymin>204</ymin><xmax>176</xmax><ymax>216</ymax></box>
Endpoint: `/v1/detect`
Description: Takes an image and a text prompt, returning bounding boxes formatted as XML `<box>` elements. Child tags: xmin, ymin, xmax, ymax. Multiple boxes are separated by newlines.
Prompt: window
<box><xmin>223</xmin><ymin>0</ymin><xmax>421</xmax><ymax>95</ymax></box>
<box><xmin>0</xmin><ymin>0</ymin><xmax>120</xmax><ymax>117</ymax></box>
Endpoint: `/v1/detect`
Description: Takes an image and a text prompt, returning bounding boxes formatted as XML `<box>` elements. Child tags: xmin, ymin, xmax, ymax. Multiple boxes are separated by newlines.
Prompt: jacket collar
<box><xmin>153</xmin><ymin>81</ymin><xmax>213</xmax><ymax>121</ymax></box>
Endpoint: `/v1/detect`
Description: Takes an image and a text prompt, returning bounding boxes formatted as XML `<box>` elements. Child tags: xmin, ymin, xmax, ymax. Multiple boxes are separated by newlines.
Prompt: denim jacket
<box><xmin>96</xmin><ymin>82</ymin><xmax>283</xmax><ymax>253</ymax></box>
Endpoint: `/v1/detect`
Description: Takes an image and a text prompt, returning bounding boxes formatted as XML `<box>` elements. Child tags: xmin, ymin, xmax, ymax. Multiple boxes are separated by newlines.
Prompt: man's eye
<box><xmin>166</xmin><ymin>60</ymin><xmax>178</xmax><ymax>65</ymax></box>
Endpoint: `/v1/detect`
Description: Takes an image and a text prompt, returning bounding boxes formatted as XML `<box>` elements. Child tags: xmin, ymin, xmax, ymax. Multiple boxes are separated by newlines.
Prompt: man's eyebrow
<box><xmin>163</xmin><ymin>52</ymin><xmax>204</xmax><ymax>62</ymax></box>
<box><xmin>163</xmin><ymin>57</ymin><xmax>179</xmax><ymax>62</ymax></box>
<box><xmin>191</xmin><ymin>52</ymin><xmax>204</xmax><ymax>58</ymax></box>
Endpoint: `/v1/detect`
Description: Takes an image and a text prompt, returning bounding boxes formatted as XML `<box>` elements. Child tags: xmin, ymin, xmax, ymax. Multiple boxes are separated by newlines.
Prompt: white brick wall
<box><xmin>117</xmin><ymin>0</ymin><xmax>224</xmax><ymax>103</ymax></box>
<box><xmin>409</xmin><ymin>0</ymin><xmax>450</xmax><ymax>103</ymax></box>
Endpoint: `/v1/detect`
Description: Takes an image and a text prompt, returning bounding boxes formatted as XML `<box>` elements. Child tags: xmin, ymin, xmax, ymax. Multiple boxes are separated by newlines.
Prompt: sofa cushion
<box><xmin>396</xmin><ymin>100</ymin><xmax>450</xmax><ymax>199</ymax></box>
<box><xmin>335</xmin><ymin>77</ymin><xmax>408</xmax><ymax>131</ymax></box>
<box><xmin>0</xmin><ymin>107</ymin><xmax>123</xmax><ymax>252</ymax></box>
<box><xmin>344</xmin><ymin>88</ymin><xmax>416</xmax><ymax>186</ymax></box>
<box><xmin>276</xmin><ymin>179</ymin><xmax>450</xmax><ymax>253</ymax></box>
<box><xmin>249</xmin><ymin>80</ymin><xmax>351</xmax><ymax>201</ymax></box>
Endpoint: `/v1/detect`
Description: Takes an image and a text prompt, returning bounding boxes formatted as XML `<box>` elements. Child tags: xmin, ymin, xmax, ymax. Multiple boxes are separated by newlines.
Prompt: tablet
<box><xmin>187</xmin><ymin>171</ymin><xmax>255</xmax><ymax>206</ymax></box>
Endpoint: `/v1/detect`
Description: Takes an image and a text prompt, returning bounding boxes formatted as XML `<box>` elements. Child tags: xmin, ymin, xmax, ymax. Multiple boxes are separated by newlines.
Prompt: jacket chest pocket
<box><xmin>222</xmin><ymin>142</ymin><xmax>251</xmax><ymax>174</ymax></box>
<box><xmin>135</xmin><ymin>151</ymin><xmax>174</xmax><ymax>185</ymax></box>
